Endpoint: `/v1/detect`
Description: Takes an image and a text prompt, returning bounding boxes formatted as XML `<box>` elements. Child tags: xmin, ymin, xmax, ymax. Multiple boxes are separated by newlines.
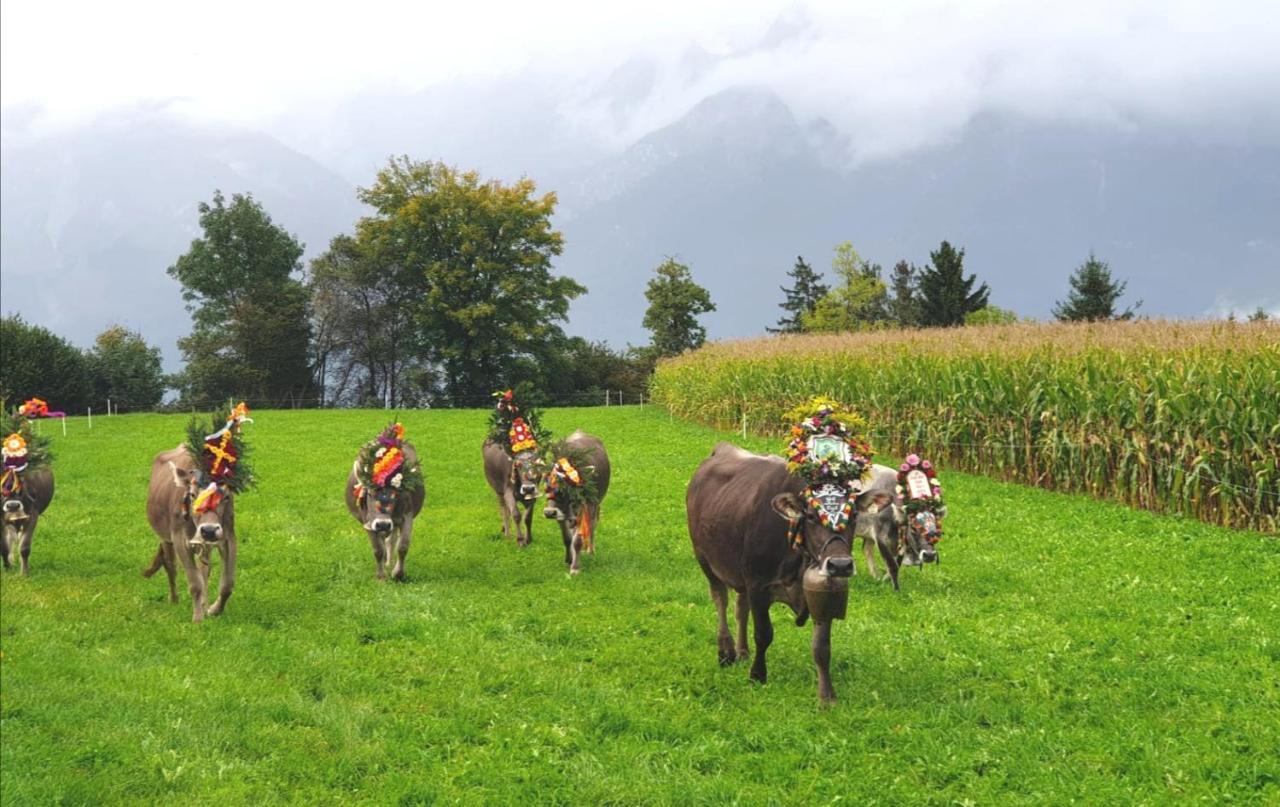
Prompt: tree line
<box><xmin>766</xmin><ymin>242</ymin><xmax>1164</xmax><ymax>335</ymax></box>
<box><xmin>2</xmin><ymin>155</ymin><xmax>1270</xmax><ymax>412</ymax></box>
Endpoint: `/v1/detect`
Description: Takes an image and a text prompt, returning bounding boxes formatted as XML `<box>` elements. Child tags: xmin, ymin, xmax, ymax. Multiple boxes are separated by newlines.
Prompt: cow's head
<box><xmin>897</xmin><ymin>503</ymin><xmax>945</xmax><ymax>566</ymax></box>
<box><xmin>170</xmin><ymin>461</ymin><xmax>233</xmax><ymax>549</ymax></box>
<box><xmin>511</xmin><ymin>450</ymin><xmax>546</xmax><ymax>502</ymax></box>
<box><xmin>771</xmin><ymin>490</ymin><xmax>854</xmax><ymax>578</ymax></box>
<box><xmin>542</xmin><ymin>460</ymin><xmax>596</xmax><ymax>548</ymax></box>
<box><xmin>2</xmin><ymin>472</ymin><xmax>27</xmax><ymax>520</ymax></box>
<box><xmin>354</xmin><ymin>483</ymin><xmax>404</xmax><ymax>534</ymax></box>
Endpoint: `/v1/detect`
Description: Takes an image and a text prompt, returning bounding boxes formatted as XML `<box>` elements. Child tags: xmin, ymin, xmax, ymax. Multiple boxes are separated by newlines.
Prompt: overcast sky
<box><xmin>5</xmin><ymin>0</ymin><xmax>1280</xmax><ymax>160</ymax></box>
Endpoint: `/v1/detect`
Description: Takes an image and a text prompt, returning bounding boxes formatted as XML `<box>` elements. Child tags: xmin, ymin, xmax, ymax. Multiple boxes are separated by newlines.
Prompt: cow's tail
<box><xmin>141</xmin><ymin>544</ymin><xmax>165</xmax><ymax>578</ymax></box>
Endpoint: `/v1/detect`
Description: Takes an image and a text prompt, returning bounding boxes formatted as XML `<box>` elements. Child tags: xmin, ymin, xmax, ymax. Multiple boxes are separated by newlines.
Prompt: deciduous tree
<box><xmin>355</xmin><ymin>157</ymin><xmax>583</xmax><ymax>404</ymax></box>
<box><xmin>0</xmin><ymin>315</ymin><xmax>93</xmax><ymax>412</ymax></box>
<box><xmin>86</xmin><ymin>326</ymin><xmax>166</xmax><ymax>411</ymax></box>
<box><xmin>801</xmin><ymin>242</ymin><xmax>889</xmax><ymax>333</ymax></box>
<box><xmin>168</xmin><ymin>190</ymin><xmax>315</xmax><ymax>406</ymax></box>
<box><xmin>643</xmin><ymin>258</ymin><xmax>716</xmax><ymax>357</ymax></box>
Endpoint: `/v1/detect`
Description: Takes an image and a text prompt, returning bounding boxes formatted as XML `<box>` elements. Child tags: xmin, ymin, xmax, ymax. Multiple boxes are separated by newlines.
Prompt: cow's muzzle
<box><xmin>519</xmin><ymin>484</ymin><xmax>538</xmax><ymax>499</ymax></box>
<box><xmin>199</xmin><ymin>524</ymin><xmax>222</xmax><ymax>540</ymax></box>
<box><xmin>3</xmin><ymin>500</ymin><xmax>22</xmax><ymax>513</ymax></box>
<box><xmin>824</xmin><ymin>556</ymin><xmax>854</xmax><ymax>578</ymax></box>
<box><xmin>370</xmin><ymin>518</ymin><xmax>393</xmax><ymax>533</ymax></box>
<box><xmin>921</xmin><ymin>546</ymin><xmax>939</xmax><ymax>564</ymax></box>
<box><xmin>543</xmin><ymin>505</ymin><xmax>564</xmax><ymax>521</ymax></box>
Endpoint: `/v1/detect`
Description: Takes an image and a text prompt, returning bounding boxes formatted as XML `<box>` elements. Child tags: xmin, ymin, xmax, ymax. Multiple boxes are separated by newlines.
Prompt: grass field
<box><xmin>2</xmin><ymin>407</ymin><xmax>1277</xmax><ymax>804</ymax></box>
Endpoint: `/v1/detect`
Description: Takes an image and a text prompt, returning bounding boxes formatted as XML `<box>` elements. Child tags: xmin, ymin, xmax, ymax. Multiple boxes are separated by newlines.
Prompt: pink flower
<box><xmin>900</xmin><ymin>463</ymin><xmax>910</xmax><ymax>472</ymax></box>
<box><xmin>921</xmin><ymin>460</ymin><xmax>932</xmax><ymax>470</ymax></box>
<box><xmin>934</xmin><ymin>488</ymin><xmax>943</xmax><ymax>497</ymax></box>
<box><xmin>905</xmin><ymin>454</ymin><xmax>920</xmax><ymax>466</ymax></box>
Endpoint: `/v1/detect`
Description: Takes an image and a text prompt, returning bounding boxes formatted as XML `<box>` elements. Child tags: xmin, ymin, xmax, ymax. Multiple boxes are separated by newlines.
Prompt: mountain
<box><xmin>0</xmin><ymin>110</ymin><xmax>364</xmax><ymax>367</ymax></box>
<box><xmin>554</xmin><ymin>89</ymin><xmax>1280</xmax><ymax>344</ymax></box>
<box><xmin>2</xmin><ymin>88</ymin><xmax>1275</xmax><ymax>372</ymax></box>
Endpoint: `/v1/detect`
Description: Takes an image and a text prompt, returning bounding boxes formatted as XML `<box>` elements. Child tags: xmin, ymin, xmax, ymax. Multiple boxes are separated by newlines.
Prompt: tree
<box><xmin>1247</xmin><ymin>306</ymin><xmax>1270</xmax><ymax>322</ymax></box>
<box><xmin>964</xmin><ymin>305</ymin><xmax>1021</xmax><ymax>326</ymax></box>
<box><xmin>86</xmin><ymin>326</ymin><xmax>166</xmax><ymax>411</ymax></box>
<box><xmin>768</xmin><ymin>256</ymin><xmax>827</xmax><ymax>334</ymax></box>
<box><xmin>168</xmin><ymin>190</ymin><xmax>315</xmax><ymax>406</ymax></box>
<box><xmin>917</xmin><ymin>241</ymin><xmax>989</xmax><ymax>327</ymax></box>
<box><xmin>309</xmin><ymin>234</ymin><xmax>426</xmax><ymax>407</ymax></box>
<box><xmin>801</xmin><ymin>242</ymin><xmax>889</xmax><ymax>333</ymax></box>
<box><xmin>1052</xmin><ymin>253</ymin><xmax>1141</xmax><ymax>322</ymax></box>
<box><xmin>0</xmin><ymin>315</ymin><xmax>93</xmax><ymax>413</ymax></box>
<box><xmin>355</xmin><ymin>157</ymin><xmax>583</xmax><ymax>404</ymax></box>
<box><xmin>643</xmin><ymin>258</ymin><xmax>716</xmax><ymax>357</ymax></box>
<box><xmin>888</xmin><ymin>260</ymin><xmax>922</xmax><ymax>327</ymax></box>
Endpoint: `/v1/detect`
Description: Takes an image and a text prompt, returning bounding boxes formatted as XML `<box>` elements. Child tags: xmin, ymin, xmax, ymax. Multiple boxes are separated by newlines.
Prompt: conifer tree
<box><xmin>1052</xmin><ymin>253</ymin><xmax>1141</xmax><ymax>322</ymax></box>
<box><xmin>768</xmin><ymin>256</ymin><xmax>828</xmax><ymax>334</ymax></box>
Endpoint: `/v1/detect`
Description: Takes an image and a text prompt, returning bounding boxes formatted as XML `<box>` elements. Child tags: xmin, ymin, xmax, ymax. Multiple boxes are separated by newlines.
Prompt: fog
<box><xmin>6</xmin><ymin>1</ymin><xmax>1279</xmax><ymax>160</ymax></box>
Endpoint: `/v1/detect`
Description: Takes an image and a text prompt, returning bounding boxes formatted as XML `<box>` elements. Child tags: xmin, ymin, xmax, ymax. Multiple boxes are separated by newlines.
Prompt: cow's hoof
<box><xmin>718</xmin><ymin>649</ymin><xmax>736</xmax><ymax>667</ymax></box>
<box><xmin>568</xmin><ymin>567</ymin><xmax>581</xmax><ymax>576</ymax></box>
<box><xmin>206</xmin><ymin>604</ymin><xmax>223</xmax><ymax>617</ymax></box>
<box><xmin>819</xmin><ymin>693</ymin><xmax>837</xmax><ymax>707</ymax></box>
<box><xmin>749</xmin><ymin>667</ymin><xmax>767</xmax><ymax>684</ymax></box>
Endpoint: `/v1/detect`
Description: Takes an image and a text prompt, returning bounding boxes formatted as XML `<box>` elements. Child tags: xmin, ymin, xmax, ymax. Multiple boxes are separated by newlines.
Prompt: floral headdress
<box><xmin>895</xmin><ymin>454</ymin><xmax>944</xmax><ymax>516</ymax></box>
<box><xmin>17</xmin><ymin>398</ymin><xmax>66</xmax><ymax>419</ymax></box>
<box><xmin>185</xmin><ymin>402</ymin><xmax>255</xmax><ymax>513</ymax></box>
<box><xmin>488</xmin><ymin>388</ymin><xmax>549</xmax><ymax>456</ymax></box>
<box><xmin>1</xmin><ymin>401</ymin><xmax>53</xmax><ymax>499</ymax></box>
<box><xmin>354</xmin><ymin>422</ymin><xmax>423</xmax><ymax>498</ymax></box>
<box><xmin>781</xmin><ymin>397</ymin><xmax>874</xmax><ymax>545</ymax></box>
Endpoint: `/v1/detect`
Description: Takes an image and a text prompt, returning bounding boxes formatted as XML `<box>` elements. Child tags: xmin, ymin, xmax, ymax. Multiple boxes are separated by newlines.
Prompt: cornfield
<box><xmin>651</xmin><ymin>320</ymin><xmax>1280</xmax><ymax>533</ymax></box>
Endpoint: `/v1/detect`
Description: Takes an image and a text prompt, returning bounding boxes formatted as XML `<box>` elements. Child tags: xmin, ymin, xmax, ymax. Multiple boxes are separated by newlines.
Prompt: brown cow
<box><xmin>687</xmin><ymin>442</ymin><xmax>858</xmax><ymax>703</ymax></box>
<box><xmin>2</xmin><ymin>467</ymin><xmax>54</xmax><ymax>575</ymax></box>
<box><xmin>542</xmin><ymin>430</ymin><xmax>611</xmax><ymax>575</ymax></box>
<box><xmin>142</xmin><ymin>446</ymin><xmax>238</xmax><ymax>623</ymax></box>
<box><xmin>345</xmin><ymin>443</ymin><xmax>425</xmax><ymax>581</ymax></box>
<box><xmin>483</xmin><ymin>440</ymin><xmax>545</xmax><ymax>546</ymax></box>
<box><xmin>855</xmin><ymin>463</ymin><xmax>944</xmax><ymax>588</ymax></box>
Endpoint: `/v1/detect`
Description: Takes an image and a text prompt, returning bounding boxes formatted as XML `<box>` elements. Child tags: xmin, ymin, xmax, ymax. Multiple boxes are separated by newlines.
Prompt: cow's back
<box><xmin>482</xmin><ymin>440</ymin><xmax>512</xmax><ymax>497</ymax></box>
<box><xmin>401</xmin><ymin>444</ymin><xmax>426</xmax><ymax>518</ymax></box>
<box><xmin>687</xmin><ymin>442</ymin><xmax>802</xmax><ymax>591</ymax></box>
<box><xmin>564</xmin><ymin>430</ymin><xmax>610</xmax><ymax>503</ymax></box>
<box><xmin>22</xmin><ymin>468</ymin><xmax>55</xmax><ymax>513</ymax></box>
<box><xmin>147</xmin><ymin>446</ymin><xmax>192</xmax><ymax>539</ymax></box>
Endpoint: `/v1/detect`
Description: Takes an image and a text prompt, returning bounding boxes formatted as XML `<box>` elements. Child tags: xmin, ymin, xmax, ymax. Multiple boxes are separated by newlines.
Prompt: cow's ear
<box><xmin>167</xmin><ymin>460</ymin><xmax>192</xmax><ymax>489</ymax></box>
<box><xmin>770</xmin><ymin>493</ymin><xmax>805</xmax><ymax>522</ymax></box>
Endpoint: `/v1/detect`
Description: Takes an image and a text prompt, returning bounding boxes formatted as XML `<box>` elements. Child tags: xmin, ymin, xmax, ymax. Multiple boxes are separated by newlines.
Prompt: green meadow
<box><xmin>1</xmin><ymin>407</ymin><xmax>1277</xmax><ymax>804</ymax></box>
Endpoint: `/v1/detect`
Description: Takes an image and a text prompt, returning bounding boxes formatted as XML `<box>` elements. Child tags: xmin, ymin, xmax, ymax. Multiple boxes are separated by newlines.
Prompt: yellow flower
<box><xmin>2</xmin><ymin>433</ymin><xmax>26</xmax><ymax>456</ymax></box>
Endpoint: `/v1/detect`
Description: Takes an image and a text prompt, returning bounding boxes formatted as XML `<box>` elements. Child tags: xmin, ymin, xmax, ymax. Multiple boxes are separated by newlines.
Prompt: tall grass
<box><xmin>651</xmin><ymin>320</ymin><xmax>1280</xmax><ymax>533</ymax></box>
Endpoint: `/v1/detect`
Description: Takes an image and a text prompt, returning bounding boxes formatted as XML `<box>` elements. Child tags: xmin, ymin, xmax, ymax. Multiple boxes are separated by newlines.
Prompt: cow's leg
<box><xmin>877</xmin><ymin>540</ymin><xmax>901</xmax><ymax>591</ymax></box>
<box><xmin>569</xmin><ymin>532</ymin><xmax>583</xmax><ymax>575</ymax></box>
<box><xmin>748</xmin><ymin>588</ymin><xmax>774</xmax><ymax>684</ymax></box>
<box><xmin>367</xmin><ymin>529</ymin><xmax>387</xmax><ymax>580</ymax></box>
<box><xmin>17</xmin><ymin>519</ymin><xmax>35</xmax><ymax>575</ymax></box>
<box><xmin>207</xmin><ymin>536</ymin><xmax>236</xmax><ymax>616</ymax></box>
<box><xmin>586</xmin><ymin>504</ymin><xmax>600</xmax><ymax>555</ymax></box>
<box><xmin>498</xmin><ymin>492</ymin><xmax>513</xmax><ymax>539</ymax></box>
<box><xmin>709</xmin><ymin>578</ymin><xmax>734</xmax><ymax>665</ymax></box>
<box><xmin>1</xmin><ymin>525</ymin><xmax>12</xmax><ymax>569</ymax></box>
<box><xmin>812</xmin><ymin>619</ymin><xmax>836</xmax><ymax>703</ymax></box>
<box><xmin>174</xmin><ymin>535</ymin><xmax>206</xmax><ymax>623</ymax></box>
<box><xmin>734</xmin><ymin>591</ymin><xmax>750</xmax><ymax>662</ymax></box>
<box><xmin>520</xmin><ymin>501</ymin><xmax>535</xmax><ymax>548</ymax></box>
<box><xmin>863</xmin><ymin>536</ymin><xmax>882</xmax><ymax>580</ymax></box>
<box><xmin>391</xmin><ymin>519</ymin><xmax>412</xmax><ymax>582</ymax></box>
<box><xmin>162</xmin><ymin>542</ymin><xmax>178</xmax><ymax>603</ymax></box>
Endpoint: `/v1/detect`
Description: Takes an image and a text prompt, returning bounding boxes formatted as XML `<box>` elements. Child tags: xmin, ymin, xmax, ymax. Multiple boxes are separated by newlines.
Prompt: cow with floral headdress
<box><xmin>142</xmin><ymin>402</ymin><xmax>254</xmax><ymax>622</ymax></box>
<box><xmin>482</xmin><ymin>389</ymin><xmax>550</xmax><ymax>547</ymax></box>
<box><xmin>2</xmin><ymin>404</ymin><xmax>55</xmax><ymax>575</ymax></box>
<box><xmin>542</xmin><ymin>430</ymin><xmax>611</xmax><ymax>575</ymax></box>
<box><xmin>346</xmin><ymin>422</ymin><xmax>425</xmax><ymax>581</ymax></box>
<box><xmin>851</xmin><ymin>453</ymin><xmax>947</xmax><ymax>589</ymax></box>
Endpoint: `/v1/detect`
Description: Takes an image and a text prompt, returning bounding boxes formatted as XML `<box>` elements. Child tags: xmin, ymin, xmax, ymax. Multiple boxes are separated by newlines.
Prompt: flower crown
<box><xmin>895</xmin><ymin>454</ymin><xmax>944</xmax><ymax>514</ymax></box>
<box><xmin>185</xmin><ymin>402</ymin><xmax>255</xmax><ymax>497</ymax></box>
<box><xmin>354</xmin><ymin>422</ymin><xmax>423</xmax><ymax>495</ymax></box>
<box><xmin>1</xmin><ymin>401</ymin><xmax>53</xmax><ymax>498</ymax></box>
<box><xmin>488</xmin><ymin>388</ymin><xmax>548</xmax><ymax>456</ymax></box>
